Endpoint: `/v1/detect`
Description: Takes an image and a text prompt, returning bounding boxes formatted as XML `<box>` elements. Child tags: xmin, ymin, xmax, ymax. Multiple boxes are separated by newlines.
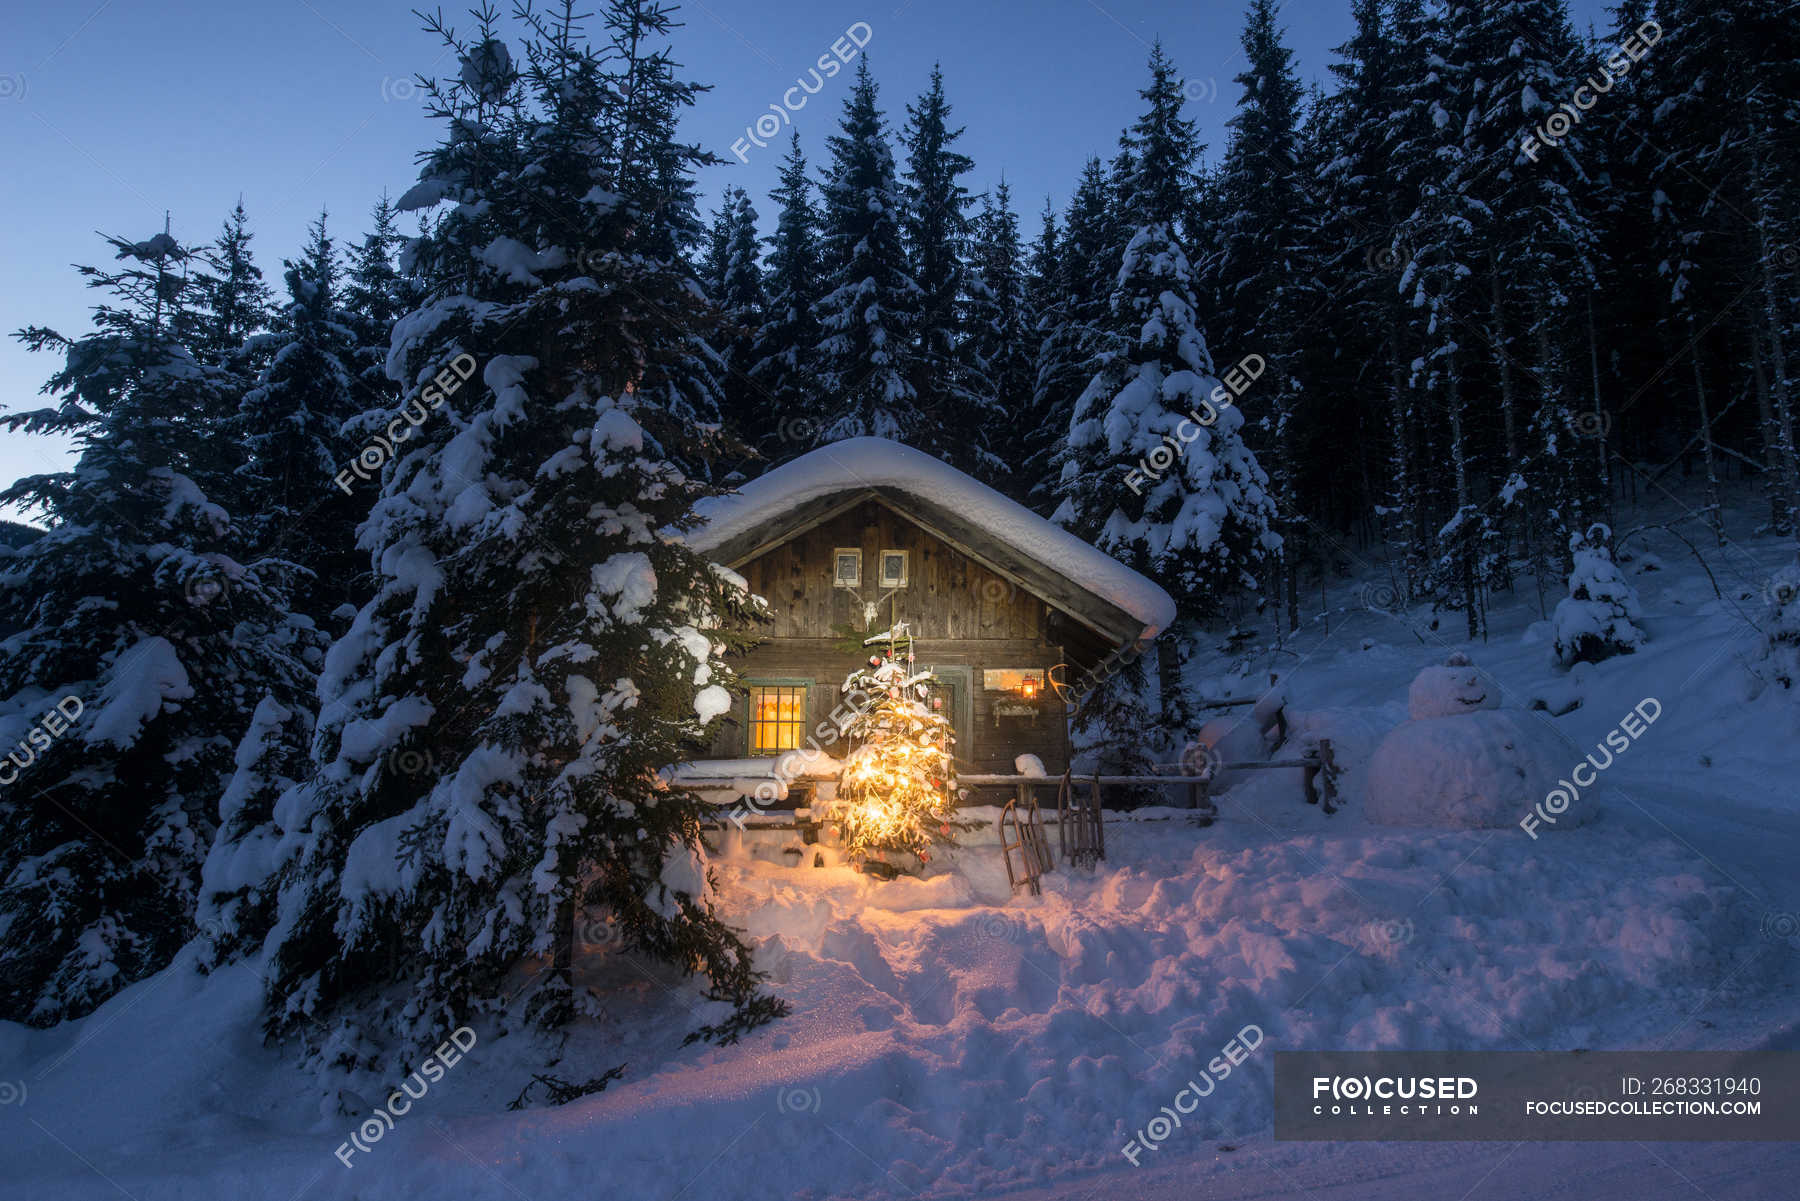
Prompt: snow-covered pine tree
<box><xmin>900</xmin><ymin>64</ymin><xmax>996</xmax><ymax>470</ymax></box>
<box><xmin>234</xmin><ymin>218</ymin><xmax>365</xmax><ymax>622</ymax></box>
<box><xmin>814</xmin><ymin>58</ymin><xmax>925</xmax><ymax>446</ymax></box>
<box><xmin>1316</xmin><ymin>0</ymin><xmax>1433</xmax><ymax>597</ymax></box>
<box><xmin>601</xmin><ymin>0</ymin><xmax>713</xmax><ymax>265</ymax></box>
<box><xmin>247</xmin><ymin>5</ymin><xmax>779</xmax><ymax>1067</ymax></box>
<box><xmin>1647</xmin><ymin>0</ymin><xmax>1800</xmax><ymax>542</ymax></box>
<box><xmin>1393</xmin><ymin>0</ymin><xmax>1495</xmax><ymax>637</ymax></box>
<box><xmin>1029</xmin><ymin>159</ymin><xmax>1119</xmax><ymax>517</ymax></box>
<box><xmin>697</xmin><ymin>194</ymin><xmax>733</xmax><ymax>296</ymax></box>
<box><xmin>599</xmin><ymin>1</ymin><xmax>722</xmax><ymax>446</ymax></box>
<box><xmin>1552</xmin><ymin>524</ymin><xmax>1644</xmax><ymax>665</ymax></box>
<box><xmin>711</xmin><ymin>187</ymin><xmax>768</xmax><ymax>451</ymax></box>
<box><xmin>0</xmin><ymin>229</ymin><xmax>310</xmax><ymax>1023</ymax></box>
<box><xmin>189</xmin><ymin>200</ymin><xmax>276</xmax><ymax>377</ymax></box>
<box><xmin>342</xmin><ymin>193</ymin><xmax>415</xmax><ymax>419</ymax></box>
<box><xmin>1055</xmin><ymin>43</ymin><xmax>1279</xmax><ymax>747</ymax></box>
<box><xmin>1756</xmin><ymin>561</ymin><xmax>1800</xmax><ymax>690</ymax></box>
<box><xmin>1012</xmin><ymin>201</ymin><xmax>1064</xmax><ymax>510</ymax></box>
<box><xmin>1206</xmin><ymin>0</ymin><xmax>1308</xmax><ymax>632</ymax></box>
<box><xmin>1464</xmin><ymin>0</ymin><xmax>1605</xmax><ymax>593</ymax></box>
<box><xmin>748</xmin><ymin>133</ymin><xmax>823</xmax><ymax>467</ymax></box>
<box><xmin>968</xmin><ymin>180</ymin><xmax>1035</xmax><ymax>494</ymax></box>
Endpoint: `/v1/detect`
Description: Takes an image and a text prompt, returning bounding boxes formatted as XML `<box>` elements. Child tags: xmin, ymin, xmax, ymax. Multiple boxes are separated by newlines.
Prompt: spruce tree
<box><xmin>698</xmin><ymin>193</ymin><xmax>733</xmax><ymax>296</ymax></box>
<box><xmin>749</xmin><ymin>133</ymin><xmax>823</xmax><ymax>465</ymax></box>
<box><xmin>1393</xmin><ymin>1</ymin><xmax>1493</xmax><ymax>636</ymax></box>
<box><xmin>969</xmin><ymin>180</ymin><xmax>1034</xmax><ymax>492</ymax></box>
<box><xmin>814</xmin><ymin>58</ymin><xmax>924</xmax><ymax>446</ymax></box>
<box><xmin>189</xmin><ymin>200</ymin><xmax>276</xmax><ymax>376</ymax></box>
<box><xmin>901</xmin><ymin>65</ymin><xmax>995</xmax><ymax>469</ymax></box>
<box><xmin>712</xmin><ymin>187</ymin><xmax>767</xmax><ymax>450</ymax></box>
<box><xmin>0</xmin><ymin>230</ymin><xmax>308</xmax><ymax>1023</ymax></box>
<box><xmin>1552</xmin><ymin>523</ymin><xmax>1644</xmax><ymax>665</ymax></box>
<box><xmin>342</xmin><ymin>193</ymin><xmax>415</xmax><ymax>419</ymax></box>
<box><xmin>241</xmin><ymin>5</ymin><xmax>780</xmax><ymax>1066</ymax></box>
<box><xmin>1014</xmin><ymin>201</ymin><xmax>1063</xmax><ymax>510</ymax></box>
<box><xmin>1649</xmin><ymin>0</ymin><xmax>1800</xmax><ymax>538</ymax></box>
<box><xmin>1317</xmin><ymin>0</ymin><xmax>1433</xmax><ymax>596</ymax></box>
<box><xmin>1030</xmin><ymin>159</ymin><xmax>1119</xmax><ymax>515</ymax></box>
<box><xmin>233</xmin><ymin>219</ymin><xmax>365</xmax><ymax>622</ymax></box>
<box><xmin>1055</xmin><ymin>44</ymin><xmax>1278</xmax><ymax>747</ymax></box>
<box><xmin>1207</xmin><ymin>0</ymin><xmax>1308</xmax><ymax>631</ymax></box>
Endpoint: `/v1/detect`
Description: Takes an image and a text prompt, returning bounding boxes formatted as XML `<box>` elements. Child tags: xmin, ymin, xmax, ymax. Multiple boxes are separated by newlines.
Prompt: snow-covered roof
<box><xmin>682</xmin><ymin>438</ymin><xmax>1177</xmax><ymax>643</ymax></box>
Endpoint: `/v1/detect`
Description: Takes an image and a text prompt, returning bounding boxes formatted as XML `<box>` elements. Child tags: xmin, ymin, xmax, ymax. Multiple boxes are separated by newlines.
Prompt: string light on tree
<box><xmin>833</xmin><ymin>621</ymin><xmax>959</xmax><ymax>866</ymax></box>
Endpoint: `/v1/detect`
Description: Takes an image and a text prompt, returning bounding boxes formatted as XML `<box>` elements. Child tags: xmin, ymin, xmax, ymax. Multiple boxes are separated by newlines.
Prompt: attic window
<box><xmin>833</xmin><ymin>548</ymin><xmax>861</xmax><ymax>588</ymax></box>
<box><xmin>879</xmin><ymin>549</ymin><xmax>909</xmax><ymax>588</ymax></box>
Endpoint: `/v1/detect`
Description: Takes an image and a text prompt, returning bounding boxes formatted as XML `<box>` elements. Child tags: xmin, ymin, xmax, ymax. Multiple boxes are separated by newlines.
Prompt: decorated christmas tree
<box><xmin>832</xmin><ymin>623</ymin><xmax>958</xmax><ymax>868</ymax></box>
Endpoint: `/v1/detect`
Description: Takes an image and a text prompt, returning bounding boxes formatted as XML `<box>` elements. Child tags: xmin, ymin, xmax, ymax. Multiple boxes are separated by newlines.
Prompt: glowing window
<box><xmin>748</xmin><ymin>683</ymin><xmax>809</xmax><ymax>754</ymax></box>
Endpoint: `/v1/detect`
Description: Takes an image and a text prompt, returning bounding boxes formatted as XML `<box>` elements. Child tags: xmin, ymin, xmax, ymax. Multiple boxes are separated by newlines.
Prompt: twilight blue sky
<box><xmin>0</xmin><ymin>0</ymin><xmax>1616</xmax><ymax>522</ymax></box>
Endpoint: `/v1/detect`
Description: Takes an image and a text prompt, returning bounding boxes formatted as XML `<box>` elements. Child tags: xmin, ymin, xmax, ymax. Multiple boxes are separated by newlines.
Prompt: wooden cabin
<box><xmin>680</xmin><ymin>439</ymin><xmax>1176</xmax><ymax>800</ymax></box>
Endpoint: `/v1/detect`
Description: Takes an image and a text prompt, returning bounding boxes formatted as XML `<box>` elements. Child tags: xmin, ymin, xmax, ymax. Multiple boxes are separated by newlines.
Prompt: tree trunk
<box><xmin>1686</xmin><ymin>314</ymin><xmax>1728</xmax><ymax>545</ymax></box>
<box><xmin>1585</xmin><ymin>293</ymin><xmax>1613</xmax><ymax>524</ymax></box>
<box><xmin>1750</xmin><ymin>321</ymin><xmax>1787</xmax><ymax>533</ymax></box>
<box><xmin>552</xmin><ymin>895</ymin><xmax>576</xmax><ymax>993</ymax></box>
<box><xmin>1747</xmin><ymin>124</ymin><xmax>1800</xmax><ymax>537</ymax></box>
<box><xmin>1445</xmin><ymin>357</ymin><xmax>1481</xmax><ymax>640</ymax></box>
<box><xmin>1490</xmin><ymin>255</ymin><xmax>1520</xmax><ymax>461</ymax></box>
<box><xmin>1386</xmin><ymin>335</ymin><xmax>1418</xmax><ymax>599</ymax></box>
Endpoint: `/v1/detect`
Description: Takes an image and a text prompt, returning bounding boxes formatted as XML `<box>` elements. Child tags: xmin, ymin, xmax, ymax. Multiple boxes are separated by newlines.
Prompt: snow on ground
<box><xmin>3</xmin><ymin>491</ymin><xmax>1799</xmax><ymax>1200</ymax></box>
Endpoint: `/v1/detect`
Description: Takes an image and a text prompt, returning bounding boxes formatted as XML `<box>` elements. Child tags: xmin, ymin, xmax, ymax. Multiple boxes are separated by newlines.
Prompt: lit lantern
<box><xmin>1020</xmin><ymin>676</ymin><xmax>1039</xmax><ymax>701</ymax></box>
